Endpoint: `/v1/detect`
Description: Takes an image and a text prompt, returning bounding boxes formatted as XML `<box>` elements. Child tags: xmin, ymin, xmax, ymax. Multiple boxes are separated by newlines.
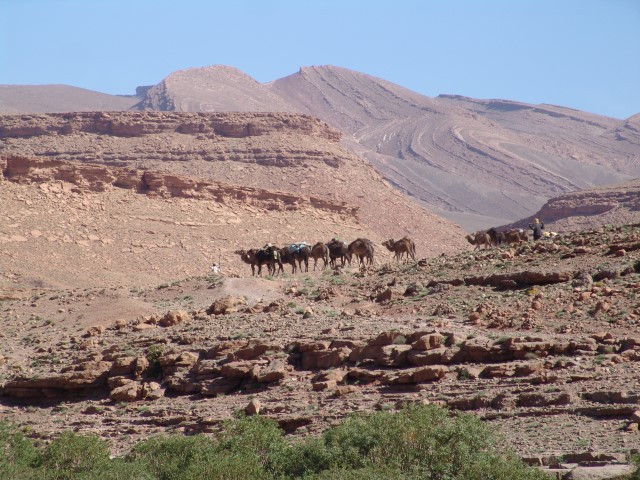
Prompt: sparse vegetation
<box><xmin>0</xmin><ymin>406</ymin><xmax>550</xmax><ymax>479</ymax></box>
<box><xmin>145</xmin><ymin>344</ymin><xmax>165</xmax><ymax>378</ymax></box>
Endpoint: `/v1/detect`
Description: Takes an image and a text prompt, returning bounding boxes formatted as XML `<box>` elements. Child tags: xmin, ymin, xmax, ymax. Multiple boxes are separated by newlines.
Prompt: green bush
<box><xmin>0</xmin><ymin>406</ymin><xmax>550</xmax><ymax>479</ymax></box>
<box><xmin>630</xmin><ymin>454</ymin><xmax>640</xmax><ymax>480</ymax></box>
<box><xmin>0</xmin><ymin>422</ymin><xmax>41</xmax><ymax>480</ymax></box>
<box><xmin>145</xmin><ymin>344</ymin><xmax>165</xmax><ymax>378</ymax></box>
<box><xmin>40</xmin><ymin>431</ymin><xmax>111</xmax><ymax>480</ymax></box>
<box><xmin>129</xmin><ymin>415</ymin><xmax>286</xmax><ymax>480</ymax></box>
<box><xmin>130</xmin><ymin>434</ymin><xmax>263</xmax><ymax>480</ymax></box>
<box><xmin>274</xmin><ymin>405</ymin><xmax>550</xmax><ymax>479</ymax></box>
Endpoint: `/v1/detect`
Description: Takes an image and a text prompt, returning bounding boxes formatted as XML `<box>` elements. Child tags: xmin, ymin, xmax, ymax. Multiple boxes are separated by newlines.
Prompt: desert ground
<box><xmin>1</xmin><ymin>176</ymin><xmax>640</xmax><ymax>478</ymax></box>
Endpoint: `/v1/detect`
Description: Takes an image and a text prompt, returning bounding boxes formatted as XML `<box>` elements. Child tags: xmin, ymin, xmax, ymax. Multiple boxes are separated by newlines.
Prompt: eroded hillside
<box><xmin>6</xmin><ymin>66</ymin><xmax>639</xmax><ymax>231</ymax></box>
<box><xmin>0</xmin><ymin>111</ymin><xmax>467</xmax><ymax>292</ymax></box>
<box><xmin>137</xmin><ymin>65</ymin><xmax>640</xmax><ymax>231</ymax></box>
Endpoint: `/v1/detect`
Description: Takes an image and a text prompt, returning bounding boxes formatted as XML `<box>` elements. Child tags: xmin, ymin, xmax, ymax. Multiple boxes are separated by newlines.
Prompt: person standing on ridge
<box><xmin>529</xmin><ymin>218</ymin><xmax>545</xmax><ymax>240</ymax></box>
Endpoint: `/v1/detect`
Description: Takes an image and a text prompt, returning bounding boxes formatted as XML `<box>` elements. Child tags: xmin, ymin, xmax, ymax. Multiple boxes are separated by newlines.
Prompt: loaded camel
<box><xmin>469</xmin><ymin>228</ymin><xmax>529</xmax><ymax>250</ymax></box>
<box><xmin>277</xmin><ymin>243</ymin><xmax>311</xmax><ymax>274</ymax></box>
<box><xmin>326</xmin><ymin>239</ymin><xmax>352</xmax><ymax>268</ymax></box>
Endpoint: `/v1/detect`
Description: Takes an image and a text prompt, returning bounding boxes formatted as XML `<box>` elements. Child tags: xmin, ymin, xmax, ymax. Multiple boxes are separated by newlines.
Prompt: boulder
<box><xmin>369</xmin><ymin>331</ymin><xmax>406</xmax><ymax>346</ymax></box>
<box><xmin>302</xmin><ymin>347</ymin><xmax>351</xmax><ymax>369</ymax></box>
<box><xmin>407</xmin><ymin>347</ymin><xmax>453</xmax><ymax>366</ymax></box>
<box><xmin>384</xmin><ymin>365</ymin><xmax>448</xmax><ymax>384</ymax></box>
<box><xmin>159</xmin><ymin>310</ymin><xmax>189</xmax><ymax>327</ymax></box>
<box><xmin>350</xmin><ymin>344</ymin><xmax>411</xmax><ymax>367</ymax></box>
<box><xmin>412</xmin><ymin>333</ymin><xmax>445</xmax><ymax>351</ymax></box>
<box><xmin>255</xmin><ymin>359</ymin><xmax>287</xmax><ymax>383</ymax></box>
<box><xmin>220</xmin><ymin>361</ymin><xmax>258</xmax><ymax>379</ymax></box>
<box><xmin>110</xmin><ymin>382</ymin><xmax>141</xmax><ymax>402</ymax></box>
<box><xmin>245</xmin><ymin>398</ymin><xmax>261</xmax><ymax>416</ymax></box>
<box><xmin>206</xmin><ymin>296</ymin><xmax>245</xmax><ymax>315</ymax></box>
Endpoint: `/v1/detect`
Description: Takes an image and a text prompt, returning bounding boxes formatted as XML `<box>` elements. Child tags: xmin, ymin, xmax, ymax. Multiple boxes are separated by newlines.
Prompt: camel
<box><xmin>348</xmin><ymin>238</ymin><xmax>375</xmax><ymax>267</ymax></box>
<box><xmin>310</xmin><ymin>242</ymin><xmax>329</xmax><ymax>271</ymax></box>
<box><xmin>235</xmin><ymin>246</ymin><xmax>279</xmax><ymax>276</ymax></box>
<box><xmin>276</xmin><ymin>247</ymin><xmax>296</xmax><ymax>274</ymax></box>
<box><xmin>502</xmin><ymin>229</ymin><xmax>529</xmax><ymax>245</ymax></box>
<box><xmin>487</xmin><ymin>227</ymin><xmax>501</xmax><ymax>247</ymax></box>
<box><xmin>483</xmin><ymin>227</ymin><xmax>528</xmax><ymax>247</ymax></box>
<box><xmin>277</xmin><ymin>243</ymin><xmax>311</xmax><ymax>274</ymax></box>
<box><xmin>382</xmin><ymin>237</ymin><xmax>416</xmax><ymax>262</ymax></box>
<box><xmin>466</xmin><ymin>231</ymin><xmax>492</xmax><ymax>250</ymax></box>
<box><xmin>326</xmin><ymin>239</ymin><xmax>351</xmax><ymax>268</ymax></box>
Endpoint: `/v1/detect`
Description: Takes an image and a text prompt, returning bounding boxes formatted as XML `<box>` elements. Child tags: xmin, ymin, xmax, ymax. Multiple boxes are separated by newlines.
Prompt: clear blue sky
<box><xmin>1</xmin><ymin>0</ymin><xmax>638</xmax><ymax>119</ymax></box>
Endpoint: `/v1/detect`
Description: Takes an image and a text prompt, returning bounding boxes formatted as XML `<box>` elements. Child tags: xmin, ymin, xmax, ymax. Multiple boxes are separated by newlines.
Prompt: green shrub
<box><xmin>275</xmin><ymin>405</ymin><xmax>550</xmax><ymax>480</ymax></box>
<box><xmin>0</xmin><ymin>422</ymin><xmax>41</xmax><ymax>480</ymax></box>
<box><xmin>40</xmin><ymin>431</ymin><xmax>111</xmax><ymax>480</ymax></box>
<box><xmin>129</xmin><ymin>415</ymin><xmax>286</xmax><ymax>480</ymax></box>
<box><xmin>0</xmin><ymin>406</ymin><xmax>550</xmax><ymax>480</ymax></box>
<box><xmin>630</xmin><ymin>454</ymin><xmax>640</xmax><ymax>480</ymax></box>
<box><xmin>145</xmin><ymin>344</ymin><xmax>165</xmax><ymax>378</ymax></box>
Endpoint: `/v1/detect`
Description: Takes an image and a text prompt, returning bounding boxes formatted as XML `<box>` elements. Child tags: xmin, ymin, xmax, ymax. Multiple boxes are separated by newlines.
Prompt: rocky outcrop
<box><xmin>4</xmin><ymin>328</ymin><xmax>640</xmax><ymax>402</ymax></box>
<box><xmin>0</xmin><ymin>110</ymin><xmax>470</xmax><ymax>257</ymax></box>
<box><xmin>1</xmin><ymin>155</ymin><xmax>358</xmax><ymax>216</ymax></box>
<box><xmin>0</xmin><ymin>111</ymin><xmax>341</xmax><ymax>142</ymax></box>
<box><xmin>504</xmin><ymin>179</ymin><xmax>640</xmax><ymax>231</ymax></box>
<box><xmin>537</xmin><ymin>182</ymin><xmax>640</xmax><ymax>221</ymax></box>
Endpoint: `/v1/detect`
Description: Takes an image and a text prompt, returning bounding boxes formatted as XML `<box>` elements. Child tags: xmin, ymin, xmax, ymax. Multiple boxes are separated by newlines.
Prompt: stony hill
<box><xmin>506</xmin><ymin>178</ymin><xmax>640</xmax><ymax>233</ymax></box>
<box><xmin>6</xmin><ymin>65</ymin><xmax>639</xmax><ymax>232</ymax></box>
<box><xmin>135</xmin><ymin>65</ymin><xmax>640</xmax><ymax>231</ymax></box>
<box><xmin>1</xmin><ymin>213</ymin><xmax>640</xmax><ymax>479</ymax></box>
<box><xmin>0</xmin><ymin>111</ymin><xmax>466</xmax><ymax>290</ymax></box>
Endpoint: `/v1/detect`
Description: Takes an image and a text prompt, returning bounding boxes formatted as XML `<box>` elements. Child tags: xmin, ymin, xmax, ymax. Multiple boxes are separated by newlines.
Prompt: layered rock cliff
<box><xmin>0</xmin><ymin>111</ymin><xmax>468</xmax><ymax>258</ymax></box>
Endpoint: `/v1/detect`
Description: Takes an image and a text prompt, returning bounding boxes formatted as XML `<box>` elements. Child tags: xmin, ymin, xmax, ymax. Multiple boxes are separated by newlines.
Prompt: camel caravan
<box><xmin>466</xmin><ymin>227</ymin><xmax>530</xmax><ymax>250</ymax></box>
<box><xmin>234</xmin><ymin>225</ymin><xmax>546</xmax><ymax>276</ymax></box>
<box><xmin>235</xmin><ymin>236</ymin><xmax>417</xmax><ymax>276</ymax></box>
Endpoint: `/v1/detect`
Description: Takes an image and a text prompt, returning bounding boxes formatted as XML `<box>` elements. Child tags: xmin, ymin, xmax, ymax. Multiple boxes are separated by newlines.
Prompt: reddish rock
<box><xmin>350</xmin><ymin>344</ymin><xmax>411</xmax><ymax>367</ymax></box>
<box><xmin>302</xmin><ymin>347</ymin><xmax>351</xmax><ymax>369</ymax></box>
<box><xmin>110</xmin><ymin>356</ymin><xmax>136</xmax><ymax>376</ymax></box>
<box><xmin>159</xmin><ymin>310</ymin><xmax>189</xmax><ymax>327</ymax></box>
<box><xmin>230</xmin><ymin>342</ymin><xmax>280</xmax><ymax>361</ymax></box>
<box><xmin>481</xmin><ymin>364</ymin><xmax>515</xmax><ymax>378</ymax></box>
<box><xmin>220</xmin><ymin>361</ymin><xmax>258</xmax><ymax>379</ymax></box>
<box><xmin>411</xmin><ymin>333</ymin><xmax>445</xmax><ymax>351</ymax></box>
<box><xmin>312</xmin><ymin>380</ymin><xmax>337</xmax><ymax>391</ymax></box>
<box><xmin>407</xmin><ymin>347</ymin><xmax>453</xmax><ymax>366</ymax></box>
<box><xmin>245</xmin><ymin>398</ymin><xmax>261</xmax><ymax>416</ymax></box>
<box><xmin>385</xmin><ymin>365</ymin><xmax>448</xmax><ymax>384</ymax></box>
<box><xmin>110</xmin><ymin>382</ymin><xmax>142</xmax><ymax>402</ymax></box>
<box><xmin>255</xmin><ymin>359</ymin><xmax>287</xmax><ymax>383</ymax></box>
<box><xmin>206</xmin><ymin>296</ymin><xmax>245</xmax><ymax>315</ymax></box>
<box><xmin>517</xmin><ymin>392</ymin><xmax>572</xmax><ymax>407</ymax></box>
<box><xmin>368</xmin><ymin>331</ymin><xmax>406</xmax><ymax>346</ymax></box>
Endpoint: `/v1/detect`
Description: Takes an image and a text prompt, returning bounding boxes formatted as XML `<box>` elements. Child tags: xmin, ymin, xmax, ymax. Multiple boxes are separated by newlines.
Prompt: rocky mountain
<box><xmin>134</xmin><ymin>65</ymin><xmax>640</xmax><ymax>231</ymax></box>
<box><xmin>0</xmin><ymin>85</ymin><xmax>140</xmax><ymax>113</ymax></box>
<box><xmin>137</xmin><ymin>65</ymin><xmax>295</xmax><ymax>112</ymax></box>
<box><xmin>4</xmin><ymin>65</ymin><xmax>640</xmax><ymax>232</ymax></box>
